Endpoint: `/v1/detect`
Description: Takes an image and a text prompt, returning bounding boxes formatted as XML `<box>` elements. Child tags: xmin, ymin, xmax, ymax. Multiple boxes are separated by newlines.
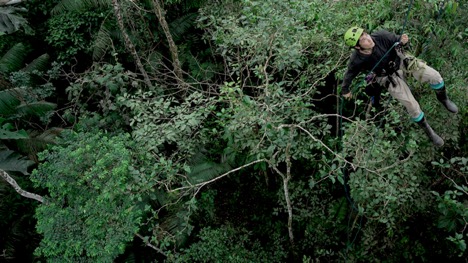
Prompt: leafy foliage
<box><xmin>172</xmin><ymin>226</ymin><xmax>286</xmax><ymax>262</ymax></box>
<box><xmin>0</xmin><ymin>6</ymin><xmax>31</xmax><ymax>35</ymax></box>
<box><xmin>46</xmin><ymin>9</ymin><xmax>106</xmax><ymax>62</ymax></box>
<box><xmin>31</xmin><ymin>130</ymin><xmax>143</xmax><ymax>261</ymax></box>
<box><xmin>0</xmin><ymin>0</ymin><xmax>466</xmax><ymax>261</ymax></box>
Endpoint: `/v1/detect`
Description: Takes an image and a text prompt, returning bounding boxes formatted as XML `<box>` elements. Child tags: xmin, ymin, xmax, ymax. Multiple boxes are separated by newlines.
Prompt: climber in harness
<box><xmin>341</xmin><ymin>26</ymin><xmax>458</xmax><ymax>147</ymax></box>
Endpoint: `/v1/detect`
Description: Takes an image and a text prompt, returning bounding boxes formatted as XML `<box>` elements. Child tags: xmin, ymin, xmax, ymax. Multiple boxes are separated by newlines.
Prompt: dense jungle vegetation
<box><xmin>0</xmin><ymin>0</ymin><xmax>467</xmax><ymax>262</ymax></box>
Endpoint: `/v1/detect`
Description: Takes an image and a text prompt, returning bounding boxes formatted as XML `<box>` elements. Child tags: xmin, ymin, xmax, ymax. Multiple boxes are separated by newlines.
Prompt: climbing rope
<box><xmin>339</xmin><ymin>0</ymin><xmax>416</xmax><ymax>255</ymax></box>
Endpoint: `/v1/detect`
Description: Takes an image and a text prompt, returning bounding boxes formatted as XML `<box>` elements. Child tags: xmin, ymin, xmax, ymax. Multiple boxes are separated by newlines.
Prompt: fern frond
<box><xmin>186</xmin><ymin>151</ymin><xmax>233</xmax><ymax>185</ymax></box>
<box><xmin>51</xmin><ymin>0</ymin><xmax>111</xmax><ymax>15</ymax></box>
<box><xmin>15</xmin><ymin>101</ymin><xmax>57</xmax><ymax>117</ymax></box>
<box><xmin>180</xmin><ymin>0</ymin><xmax>208</xmax><ymax>12</ymax></box>
<box><xmin>16</xmin><ymin>128</ymin><xmax>63</xmax><ymax>161</ymax></box>
<box><xmin>168</xmin><ymin>12</ymin><xmax>198</xmax><ymax>42</ymax></box>
<box><xmin>0</xmin><ymin>6</ymin><xmax>28</xmax><ymax>34</ymax></box>
<box><xmin>92</xmin><ymin>20</ymin><xmax>114</xmax><ymax>61</ymax></box>
<box><xmin>0</xmin><ymin>42</ymin><xmax>28</xmax><ymax>74</ymax></box>
<box><xmin>159</xmin><ymin>207</ymin><xmax>190</xmax><ymax>245</ymax></box>
<box><xmin>22</xmin><ymin>53</ymin><xmax>50</xmax><ymax>73</ymax></box>
<box><xmin>188</xmin><ymin>161</ymin><xmax>231</xmax><ymax>184</ymax></box>
<box><xmin>0</xmin><ymin>87</ymin><xmax>25</xmax><ymax>115</ymax></box>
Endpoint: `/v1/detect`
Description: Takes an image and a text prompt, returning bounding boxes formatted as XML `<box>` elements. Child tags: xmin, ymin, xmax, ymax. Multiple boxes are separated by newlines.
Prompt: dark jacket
<box><xmin>341</xmin><ymin>30</ymin><xmax>401</xmax><ymax>95</ymax></box>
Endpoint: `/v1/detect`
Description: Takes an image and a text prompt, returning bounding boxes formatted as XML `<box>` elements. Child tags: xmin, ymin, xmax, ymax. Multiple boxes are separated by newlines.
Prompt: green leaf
<box><xmin>22</xmin><ymin>53</ymin><xmax>50</xmax><ymax>72</ymax></box>
<box><xmin>0</xmin><ymin>7</ymin><xmax>30</xmax><ymax>35</ymax></box>
<box><xmin>0</xmin><ymin>43</ymin><xmax>28</xmax><ymax>74</ymax></box>
<box><xmin>0</xmin><ymin>149</ymin><xmax>34</xmax><ymax>174</ymax></box>
<box><xmin>0</xmin><ymin>128</ymin><xmax>28</xmax><ymax>139</ymax></box>
<box><xmin>15</xmin><ymin>101</ymin><xmax>57</xmax><ymax>117</ymax></box>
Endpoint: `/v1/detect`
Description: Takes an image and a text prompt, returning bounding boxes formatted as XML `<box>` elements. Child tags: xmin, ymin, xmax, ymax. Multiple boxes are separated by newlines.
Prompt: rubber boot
<box><xmin>435</xmin><ymin>87</ymin><xmax>458</xmax><ymax>113</ymax></box>
<box><xmin>416</xmin><ymin>117</ymin><xmax>444</xmax><ymax>147</ymax></box>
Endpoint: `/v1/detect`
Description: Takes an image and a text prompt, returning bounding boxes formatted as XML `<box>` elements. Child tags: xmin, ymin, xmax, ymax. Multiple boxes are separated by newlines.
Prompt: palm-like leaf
<box><xmin>0</xmin><ymin>42</ymin><xmax>27</xmax><ymax>75</ymax></box>
<box><xmin>15</xmin><ymin>101</ymin><xmax>56</xmax><ymax>117</ymax></box>
<box><xmin>22</xmin><ymin>53</ymin><xmax>50</xmax><ymax>73</ymax></box>
<box><xmin>168</xmin><ymin>12</ymin><xmax>198</xmax><ymax>42</ymax></box>
<box><xmin>187</xmin><ymin>151</ymin><xmax>234</xmax><ymax>185</ymax></box>
<box><xmin>0</xmin><ymin>6</ymin><xmax>29</xmax><ymax>34</ymax></box>
<box><xmin>92</xmin><ymin>20</ymin><xmax>116</xmax><ymax>60</ymax></box>
<box><xmin>0</xmin><ymin>87</ymin><xmax>25</xmax><ymax>115</ymax></box>
<box><xmin>51</xmin><ymin>0</ymin><xmax>111</xmax><ymax>15</ymax></box>
<box><xmin>16</xmin><ymin>128</ymin><xmax>63</xmax><ymax>161</ymax></box>
<box><xmin>187</xmin><ymin>161</ymin><xmax>232</xmax><ymax>184</ymax></box>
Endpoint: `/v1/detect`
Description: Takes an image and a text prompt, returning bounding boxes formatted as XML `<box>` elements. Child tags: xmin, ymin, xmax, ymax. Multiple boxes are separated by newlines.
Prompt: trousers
<box><xmin>375</xmin><ymin>57</ymin><xmax>443</xmax><ymax>121</ymax></box>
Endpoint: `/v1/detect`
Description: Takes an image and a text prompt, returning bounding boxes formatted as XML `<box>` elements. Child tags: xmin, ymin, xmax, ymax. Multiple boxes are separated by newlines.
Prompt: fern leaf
<box><xmin>92</xmin><ymin>22</ymin><xmax>113</xmax><ymax>61</ymax></box>
<box><xmin>0</xmin><ymin>149</ymin><xmax>34</xmax><ymax>174</ymax></box>
<box><xmin>159</xmin><ymin>207</ymin><xmax>190</xmax><ymax>245</ymax></box>
<box><xmin>22</xmin><ymin>53</ymin><xmax>50</xmax><ymax>72</ymax></box>
<box><xmin>187</xmin><ymin>161</ymin><xmax>231</xmax><ymax>184</ymax></box>
<box><xmin>51</xmin><ymin>0</ymin><xmax>112</xmax><ymax>15</ymax></box>
<box><xmin>146</xmin><ymin>51</ymin><xmax>163</xmax><ymax>71</ymax></box>
<box><xmin>187</xmin><ymin>151</ymin><xmax>233</xmax><ymax>185</ymax></box>
<box><xmin>0</xmin><ymin>87</ymin><xmax>25</xmax><ymax>115</ymax></box>
<box><xmin>180</xmin><ymin>0</ymin><xmax>208</xmax><ymax>12</ymax></box>
<box><xmin>15</xmin><ymin>101</ymin><xmax>57</xmax><ymax>117</ymax></box>
<box><xmin>168</xmin><ymin>12</ymin><xmax>198</xmax><ymax>42</ymax></box>
<box><xmin>16</xmin><ymin>128</ymin><xmax>63</xmax><ymax>160</ymax></box>
<box><xmin>0</xmin><ymin>42</ymin><xmax>27</xmax><ymax>74</ymax></box>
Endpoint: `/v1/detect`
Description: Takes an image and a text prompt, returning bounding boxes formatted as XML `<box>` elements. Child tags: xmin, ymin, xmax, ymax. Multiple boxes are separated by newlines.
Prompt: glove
<box><xmin>342</xmin><ymin>92</ymin><xmax>353</xmax><ymax>100</ymax></box>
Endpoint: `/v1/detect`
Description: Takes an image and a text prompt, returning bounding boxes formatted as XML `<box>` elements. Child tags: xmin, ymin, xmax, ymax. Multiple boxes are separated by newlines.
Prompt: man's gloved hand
<box><xmin>400</xmin><ymin>34</ymin><xmax>409</xmax><ymax>45</ymax></box>
<box><xmin>342</xmin><ymin>92</ymin><xmax>353</xmax><ymax>100</ymax></box>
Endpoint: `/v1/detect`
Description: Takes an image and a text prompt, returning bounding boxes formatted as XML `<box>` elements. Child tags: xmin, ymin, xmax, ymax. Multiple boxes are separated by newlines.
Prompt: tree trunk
<box><xmin>152</xmin><ymin>0</ymin><xmax>185</xmax><ymax>88</ymax></box>
<box><xmin>112</xmin><ymin>0</ymin><xmax>153</xmax><ymax>89</ymax></box>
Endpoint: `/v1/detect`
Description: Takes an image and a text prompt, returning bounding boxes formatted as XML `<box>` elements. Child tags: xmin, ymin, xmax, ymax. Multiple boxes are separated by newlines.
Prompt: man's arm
<box><xmin>341</xmin><ymin>58</ymin><xmax>361</xmax><ymax>97</ymax></box>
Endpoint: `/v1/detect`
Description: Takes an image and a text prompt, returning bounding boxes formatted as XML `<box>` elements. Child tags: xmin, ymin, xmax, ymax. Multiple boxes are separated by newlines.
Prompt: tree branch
<box><xmin>152</xmin><ymin>0</ymin><xmax>184</xmax><ymax>88</ymax></box>
<box><xmin>0</xmin><ymin>169</ymin><xmax>44</xmax><ymax>203</ymax></box>
<box><xmin>283</xmin><ymin>131</ymin><xmax>295</xmax><ymax>248</ymax></box>
<box><xmin>169</xmin><ymin>159</ymin><xmax>268</xmax><ymax>193</ymax></box>
<box><xmin>112</xmin><ymin>0</ymin><xmax>153</xmax><ymax>89</ymax></box>
<box><xmin>136</xmin><ymin>233</ymin><xmax>168</xmax><ymax>257</ymax></box>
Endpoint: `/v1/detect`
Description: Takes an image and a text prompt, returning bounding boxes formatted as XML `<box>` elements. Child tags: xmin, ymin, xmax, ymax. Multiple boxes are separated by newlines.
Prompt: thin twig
<box><xmin>136</xmin><ymin>233</ymin><xmax>168</xmax><ymax>257</ymax></box>
<box><xmin>169</xmin><ymin>159</ymin><xmax>268</xmax><ymax>193</ymax></box>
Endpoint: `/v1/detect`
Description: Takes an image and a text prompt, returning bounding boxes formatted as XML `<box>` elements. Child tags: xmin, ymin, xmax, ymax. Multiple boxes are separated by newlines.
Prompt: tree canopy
<box><xmin>0</xmin><ymin>0</ymin><xmax>466</xmax><ymax>262</ymax></box>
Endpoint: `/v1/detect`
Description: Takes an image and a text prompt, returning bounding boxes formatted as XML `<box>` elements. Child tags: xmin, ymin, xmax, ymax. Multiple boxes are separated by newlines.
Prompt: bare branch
<box><xmin>442</xmin><ymin>172</ymin><xmax>468</xmax><ymax>196</ymax></box>
<box><xmin>0</xmin><ymin>169</ymin><xmax>44</xmax><ymax>203</ymax></box>
<box><xmin>284</xmin><ymin>131</ymin><xmax>295</xmax><ymax>247</ymax></box>
<box><xmin>136</xmin><ymin>233</ymin><xmax>168</xmax><ymax>257</ymax></box>
<box><xmin>169</xmin><ymin>159</ymin><xmax>268</xmax><ymax>193</ymax></box>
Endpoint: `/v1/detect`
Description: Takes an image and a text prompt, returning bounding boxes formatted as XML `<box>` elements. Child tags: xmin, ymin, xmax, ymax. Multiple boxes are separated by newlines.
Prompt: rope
<box><xmin>339</xmin><ymin>0</ymin><xmax>416</xmax><ymax>256</ymax></box>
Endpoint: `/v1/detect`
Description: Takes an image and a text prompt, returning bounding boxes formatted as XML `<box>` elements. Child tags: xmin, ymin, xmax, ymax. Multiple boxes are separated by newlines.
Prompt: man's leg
<box><xmin>378</xmin><ymin>73</ymin><xmax>444</xmax><ymax>147</ymax></box>
<box><xmin>410</xmin><ymin>60</ymin><xmax>458</xmax><ymax>113</ymax></box>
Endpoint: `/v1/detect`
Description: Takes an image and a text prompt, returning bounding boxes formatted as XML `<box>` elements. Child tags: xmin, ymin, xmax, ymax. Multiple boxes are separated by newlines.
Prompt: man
<box><xmin>341</xmin><ymin>26</ymin><xmax>458</xmax><ymax>147</ymax></box>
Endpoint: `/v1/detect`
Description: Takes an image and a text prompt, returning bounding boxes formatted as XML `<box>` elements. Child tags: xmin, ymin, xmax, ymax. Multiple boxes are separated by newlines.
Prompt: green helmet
<box><xmin>344</xmin><ymin>27</ymin><xmax>364</xmax><ymax>47</ymax></box>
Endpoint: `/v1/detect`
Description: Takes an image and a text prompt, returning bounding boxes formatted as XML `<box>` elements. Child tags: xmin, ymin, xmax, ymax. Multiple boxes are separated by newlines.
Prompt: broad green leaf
<box><xmin>0</xmin><ymin>128</ymin><xmax>28</xmax><ymax>139</ymax></box>
<box><xmin>0</xmin><ymin>149</ymin><xmax>33</xmax><ymax>174</ymax></box>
